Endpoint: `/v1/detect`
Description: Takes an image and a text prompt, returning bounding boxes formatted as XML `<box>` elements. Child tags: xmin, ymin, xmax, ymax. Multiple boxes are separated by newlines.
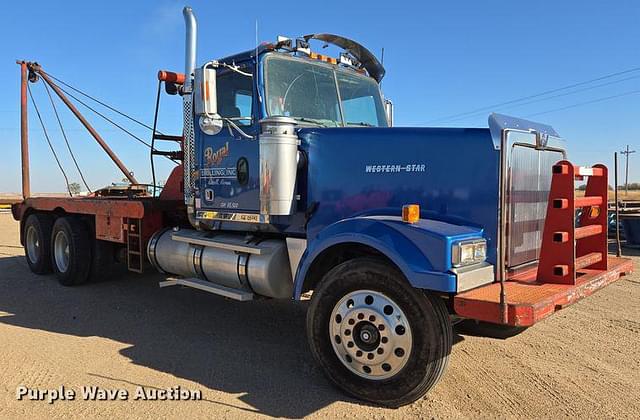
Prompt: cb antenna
<box><xmin>255</xmin><ymin>19</ymin><xmax>262</xmax><ymax>104</ymax></box>
<box><xmin>380</xmin><ymin>47</ymin><xmax>385</xmax><ymax>87</ymax></box>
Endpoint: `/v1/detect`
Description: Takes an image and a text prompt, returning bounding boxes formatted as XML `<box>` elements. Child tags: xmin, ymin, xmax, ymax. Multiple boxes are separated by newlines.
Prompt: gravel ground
<box><xmin>0</xmin><ymin>211</ymin><xmax>638</xmax><ymax>419</ymax></box>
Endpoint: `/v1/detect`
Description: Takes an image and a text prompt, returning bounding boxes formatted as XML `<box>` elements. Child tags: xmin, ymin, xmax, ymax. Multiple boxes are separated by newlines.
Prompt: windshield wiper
<box><xmin>346</xmin><ymin>121</ymin><xmax>374</xmax><ymax>127</ymax></box>
<box><xmin>295</xmin><ymin>117</ymin><xmax>335</xmax><ymax>127</ymax></box>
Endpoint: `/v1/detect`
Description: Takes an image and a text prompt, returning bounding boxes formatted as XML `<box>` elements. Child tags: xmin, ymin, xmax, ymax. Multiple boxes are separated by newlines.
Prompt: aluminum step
<box><xmin>159</xmin><ymin>277</ymin><xmax>254</xmax><ymax>301</ymax></box>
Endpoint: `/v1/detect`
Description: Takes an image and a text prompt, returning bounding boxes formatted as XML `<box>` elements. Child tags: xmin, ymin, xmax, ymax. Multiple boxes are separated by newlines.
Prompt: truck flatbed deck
<box><xmin>454</xmin><ymin>256</ymin><xmax>633</xmax><ymax>327</ymax></box>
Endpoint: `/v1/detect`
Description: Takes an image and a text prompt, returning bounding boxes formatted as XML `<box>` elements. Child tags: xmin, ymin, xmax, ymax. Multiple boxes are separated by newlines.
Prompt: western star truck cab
<box><xmin>13</xmin><ymin>7</ymin><xmax>633</xmax><ymax>407</ymax></box>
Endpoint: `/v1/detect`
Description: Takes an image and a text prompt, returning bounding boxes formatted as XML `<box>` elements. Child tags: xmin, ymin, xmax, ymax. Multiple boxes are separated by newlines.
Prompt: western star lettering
<box><xmin>365</xmin><ymin>164</ymin><xmax>426</xmax><ymax>173</ymax></box>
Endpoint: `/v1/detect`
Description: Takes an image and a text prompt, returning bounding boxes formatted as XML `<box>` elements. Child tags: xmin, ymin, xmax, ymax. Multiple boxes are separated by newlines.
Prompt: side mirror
<box><xmin>384</xmin><ymin>99</ymin><xmax>394</xmax><ymax>127</ymax></box>
<box><xmin>194</xmin><ymin>63</ymin><xmax>223</xmax><ymax>135</ymax></box>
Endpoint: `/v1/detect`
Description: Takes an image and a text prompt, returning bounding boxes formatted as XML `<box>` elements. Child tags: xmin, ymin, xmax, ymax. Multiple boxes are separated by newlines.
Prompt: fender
<box><xmin>293</xmin><ymin>215</ymin><xmax>484</xmax><ymax>299</ymax></box>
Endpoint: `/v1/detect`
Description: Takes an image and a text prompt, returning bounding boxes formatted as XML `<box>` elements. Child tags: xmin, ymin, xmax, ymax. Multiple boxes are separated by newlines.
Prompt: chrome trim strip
<box><xmin>285</xmin><ymin>238</ymin><xmax>307</xmax><ymax>281</ymax></box>
<box><xmin>171</xmin><ymin>231</ymin><xmax>264</xmax><ymax>255</ymax></box>
<box><xmin>196</xmin><ymin>210</ymin><xmax>270</xmax><ymax>224</ymax></box>
<box><xmin>192</xmin><ymin>245</ymin><xmax>206</xmax><ymax>280</ymax></box>
<box><xmin>147</xmin><ymin>228</ymin><xmax>169</xmax><ymax>274</ymax></box>
<box><xmin>237</xmin><ymin>253</ymin><xmax>249</xmax><ymax>287</ymax></box>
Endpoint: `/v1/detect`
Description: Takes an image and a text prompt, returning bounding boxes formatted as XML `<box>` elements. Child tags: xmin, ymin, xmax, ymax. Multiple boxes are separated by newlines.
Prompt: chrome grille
<box><xmin>506</xmin><ymin>146</ymin><xmax>564</xmax><ymax>268</ymax></box>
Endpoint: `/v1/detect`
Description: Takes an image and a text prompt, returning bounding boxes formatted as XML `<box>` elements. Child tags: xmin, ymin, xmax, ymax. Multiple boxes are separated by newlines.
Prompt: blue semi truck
<box><xmin>14</xmin><ymin>7</ymin><xmax>633</xmax><ymax>407</ymax></box>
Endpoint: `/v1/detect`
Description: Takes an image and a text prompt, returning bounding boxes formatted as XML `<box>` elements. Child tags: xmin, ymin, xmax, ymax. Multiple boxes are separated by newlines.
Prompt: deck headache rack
<box><xmin>452</xmin><ymin>159</ymin><xmax>632</xmax><ymax>327</ymax></box>
<box><xmin>536</xmin><ymin>161</ymin><xmax>608</xmax><ymax>284</ymax></box>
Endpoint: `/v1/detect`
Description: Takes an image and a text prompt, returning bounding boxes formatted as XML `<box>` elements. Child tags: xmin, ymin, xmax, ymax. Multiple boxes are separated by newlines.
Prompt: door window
<box><xmin>217</xmin><ymin>70</ymin><xmax>253</xmax><ymax>126</ymax></box>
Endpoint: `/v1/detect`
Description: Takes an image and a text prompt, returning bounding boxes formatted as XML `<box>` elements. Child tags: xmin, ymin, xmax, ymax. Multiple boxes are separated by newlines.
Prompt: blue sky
<box><xmin>1</xmin><ymin>0</ymin><xmax>638</xmax><ymax>193</ymax></box>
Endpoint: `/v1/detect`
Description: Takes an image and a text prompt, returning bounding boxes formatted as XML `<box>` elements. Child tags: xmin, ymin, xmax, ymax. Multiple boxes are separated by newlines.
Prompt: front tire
<box><xmin>51</xmin><ymin>217</ymin><xmax>92</xmax><ymax>286</ymax></box>
<box><xmin>307</xmin><ymin>258</ymin><xmax>452</xmax><ymax>407</ymax></box>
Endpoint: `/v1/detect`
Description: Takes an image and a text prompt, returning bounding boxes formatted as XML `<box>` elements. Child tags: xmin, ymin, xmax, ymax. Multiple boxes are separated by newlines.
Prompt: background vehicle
<box><xmin>12</xmin><ymin>7</ymin><xmax>633</xmax><ymax>407</ymax></box>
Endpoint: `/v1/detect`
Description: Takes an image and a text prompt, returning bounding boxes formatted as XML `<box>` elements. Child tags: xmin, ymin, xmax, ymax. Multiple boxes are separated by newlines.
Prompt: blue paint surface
<box><xmin>293</xmin><ymin>216</ymin><xmax>485</xmax><ymax>297</ymax></box>
<box><xmin>299</xmin><ymin>127</ymin><xmax>500</xmax><ymax>262</ymax></box>
<box><xmin>193</xmin><ymin>52</ymin><xmax>500</xmax><ymax>296</ymax></box>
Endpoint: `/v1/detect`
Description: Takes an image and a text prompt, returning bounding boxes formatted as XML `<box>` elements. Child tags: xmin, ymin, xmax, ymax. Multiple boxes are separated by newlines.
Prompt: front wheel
<box><xmin>306</xmin><ymin>258</ymin><xmax>452</xmax><ymax>407</ymax></box>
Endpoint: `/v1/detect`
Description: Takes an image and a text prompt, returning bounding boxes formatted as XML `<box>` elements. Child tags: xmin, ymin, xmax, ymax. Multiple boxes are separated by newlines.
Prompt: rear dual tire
<box><xmin>50</xmin><ymin>217</ymin><xmax>92</xmax><ymax>286</ymax></box>
<box><xmin>24</xmin><ymin>214</ymin><xmax>116</xmax><ymax>286</ymax></box>
<box><xmin>307</xmin><ymin>258</ymin><xmax>452</xmax><ymax>407</ymax></box>
<box><xmin>24</xmin><ymin>213</ymin><xmax>54</xmax><ymax>274</ymax></box>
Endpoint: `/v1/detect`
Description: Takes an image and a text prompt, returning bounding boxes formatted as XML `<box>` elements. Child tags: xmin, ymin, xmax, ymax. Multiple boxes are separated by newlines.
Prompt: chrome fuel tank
<box><xmin>148</xmin><ymin>228</ymin><xmax>293</xmax><ymax>299</ymax></box>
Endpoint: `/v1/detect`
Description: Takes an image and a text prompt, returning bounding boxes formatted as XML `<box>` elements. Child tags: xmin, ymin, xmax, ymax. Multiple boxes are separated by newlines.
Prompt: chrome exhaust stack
<box><xmin>183</xmin><ymin>7</ymin><xmax>197</xmax><ymax>93</ymax></box>
<box><xmin>182</xmin><ymin>7</ymin><xmax>198</xmax><ymax>226</ymax></box>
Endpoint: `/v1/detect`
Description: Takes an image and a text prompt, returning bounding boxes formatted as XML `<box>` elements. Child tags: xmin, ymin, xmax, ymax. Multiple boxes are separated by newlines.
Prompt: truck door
<box><xmin>197</xmin><ymin>68</ymin><xmax>260</xmax><ymax>216</ymax></box>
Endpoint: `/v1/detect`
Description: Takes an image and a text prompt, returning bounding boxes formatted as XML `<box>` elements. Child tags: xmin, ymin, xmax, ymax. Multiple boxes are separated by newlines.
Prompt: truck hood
<box><xmin>298</xmin><ymin>126</ymin><xmax>501</xmax><ymax>265</ymax></box>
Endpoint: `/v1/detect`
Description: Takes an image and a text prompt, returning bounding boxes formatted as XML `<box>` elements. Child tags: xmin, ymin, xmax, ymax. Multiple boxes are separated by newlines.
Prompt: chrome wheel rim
<box><xmin>25</xmin><ymin>225</ymin><xmax>39</xmax><ymax>264</ymax></box>
<box><xmin>53</xmin><ymin>231</ymin><xmax>70</xmax><ymax>273</ymax></box>
<box><xmin>330</xmin><ymin>290</ymin><xmax>413</xmax><ymax>380</ymax></box>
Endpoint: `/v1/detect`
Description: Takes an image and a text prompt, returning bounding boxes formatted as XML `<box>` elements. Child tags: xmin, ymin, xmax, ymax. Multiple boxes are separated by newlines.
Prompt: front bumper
<box><xmin>452</xmin><ymin>262</ymin><xmax>495</xmax><ymax>293</ymax></box>
<box><xmin>453</xmin><ymin>257</ymin><xmax>633</xmax><ymax>327</ymax></box>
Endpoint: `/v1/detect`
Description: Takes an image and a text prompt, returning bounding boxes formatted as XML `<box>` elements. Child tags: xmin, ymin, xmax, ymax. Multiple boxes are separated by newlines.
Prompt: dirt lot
<box><xmin>0</xmin><ymin>211</ymin><xmax>638</xmax><ymax>419</ymax></box>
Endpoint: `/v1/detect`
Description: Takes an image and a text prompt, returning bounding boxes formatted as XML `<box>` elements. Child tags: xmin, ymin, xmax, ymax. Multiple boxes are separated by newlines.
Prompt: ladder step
<box><xmin>575</xmin><ymin>225</ymin><xmax>603</xmax><ymax>240</ymax></box>
<box><xmin>575</xmin><ymin>196</ymin><xmax>603</xmax><ymax>208</ymax></box>
<box><xmin>126</xmin><ymin>218</ymin><xmax>143</xmax><ymax>273</ymax></box>
<box><xmin>576</xmin><ymin>252</ymin><xmax>603</xmax><ymax>270</ymax></box>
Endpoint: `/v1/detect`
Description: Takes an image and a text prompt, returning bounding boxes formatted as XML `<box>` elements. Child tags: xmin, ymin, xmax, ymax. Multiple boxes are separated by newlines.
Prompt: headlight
<box><xmin>452</xmin><ymin>239</ymin><xmax>487</xmax><ymax>267</ymax></box>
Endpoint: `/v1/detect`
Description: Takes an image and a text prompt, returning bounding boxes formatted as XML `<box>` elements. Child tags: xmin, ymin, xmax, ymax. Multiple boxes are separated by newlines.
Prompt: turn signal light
<box><xmin>402</xmin><ymin>204</ymin><xmax>420</xmax><ymax>224</ymax></box>
<box><xmin>589</xmin><ymin>206</ymin><xmax>601</xmax><ymax>218</ymax></box>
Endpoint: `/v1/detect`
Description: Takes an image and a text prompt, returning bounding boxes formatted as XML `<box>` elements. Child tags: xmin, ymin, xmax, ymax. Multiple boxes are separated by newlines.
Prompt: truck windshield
<box><xmin>264</xmin><ymin>55</ymin><xmax>388</xmax><ymax>127</ymax></box>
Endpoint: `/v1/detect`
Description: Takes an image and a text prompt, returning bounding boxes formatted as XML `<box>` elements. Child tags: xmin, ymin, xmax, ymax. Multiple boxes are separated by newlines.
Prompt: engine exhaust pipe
<box><xmin>182</xmin><ymin>6</ymin><xmax>198</xmax><ymax>226</ymax></box>
<box><xmin>183</xmin><ymin>7</ymin><xmax>197</xmax><ymax>92</ymax></box>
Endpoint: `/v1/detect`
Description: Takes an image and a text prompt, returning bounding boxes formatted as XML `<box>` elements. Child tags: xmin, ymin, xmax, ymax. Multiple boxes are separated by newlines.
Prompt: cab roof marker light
<box><xmin>276</xmin><ymin>36</ymin><xmax>293</xmax><ymax>51</ymax></box>
<box><xmin>310</xmin><ymin>52</ymin><xmax>338</xmax><ymax>64</ymax></box>
<box><xmin>339</xmin><ymin>53</ymin><xmax>353</xmax><ymax>66</ymax></box>
<box><xmin>295</xmin><ymin>38</ymin><xmax>310</xmax><ymax>55</ymax></box>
